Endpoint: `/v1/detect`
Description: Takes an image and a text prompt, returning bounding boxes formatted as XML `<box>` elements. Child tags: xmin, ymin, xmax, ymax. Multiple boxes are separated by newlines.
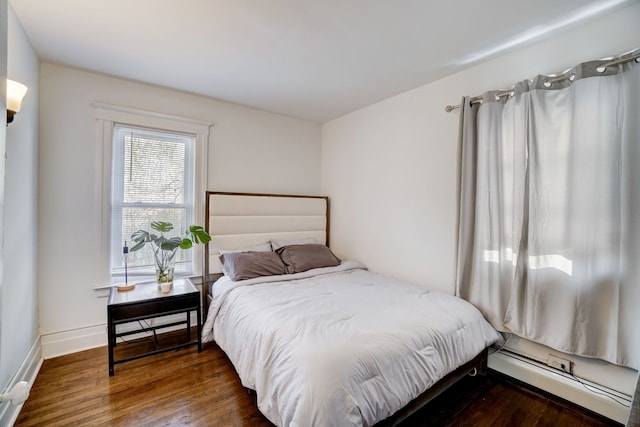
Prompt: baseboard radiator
<box><xmin>489</xmin><ymin>348</ymin><xmax>632</xmax><ymax>424</ymax></box>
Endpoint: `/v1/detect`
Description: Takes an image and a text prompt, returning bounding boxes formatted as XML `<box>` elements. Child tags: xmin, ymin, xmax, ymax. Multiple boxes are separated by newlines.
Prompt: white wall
<box><xmin>321</xmin><ymin>2</ymin><xmax>640</xmax><ymax>421</ymax></box>
<box><xmin>38</xmin><ymin>63</ymin><xmax>321</xmax><ymax>353</ymax></box>
<box><xmin>0</xmin><ymin>3</ymin><xmax>40</xmax><ymax>422</ymax></box>
<box><xmin>0</xmin><ymin>0</ymin><xmax>7</xmax><ymax>396</ymax></box>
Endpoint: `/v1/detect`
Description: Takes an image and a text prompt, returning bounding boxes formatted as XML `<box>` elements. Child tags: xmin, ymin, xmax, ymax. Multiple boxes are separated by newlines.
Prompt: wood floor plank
<box><xmin>15</xmin><ymin>331</ymin><xmax>622</xmax><ymax>426</ymax></box>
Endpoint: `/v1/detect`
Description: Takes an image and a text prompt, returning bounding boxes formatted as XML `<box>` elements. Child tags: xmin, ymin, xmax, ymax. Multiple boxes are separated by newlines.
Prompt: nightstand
<box><xmin>107</xmin><ymin>278</ymin><xmax>202</xmax><ymax>375</ymax></box>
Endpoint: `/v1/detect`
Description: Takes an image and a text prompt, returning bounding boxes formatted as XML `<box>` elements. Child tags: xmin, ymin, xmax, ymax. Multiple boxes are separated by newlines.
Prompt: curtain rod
<box><xmin>445</xmin><ymin>51</ymin><xmax>640</xmax><ymax>113</ymax></box>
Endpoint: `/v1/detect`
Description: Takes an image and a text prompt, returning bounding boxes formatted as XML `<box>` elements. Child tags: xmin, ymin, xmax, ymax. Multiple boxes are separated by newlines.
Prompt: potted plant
<box><xmin>130</xmin><ymin>221</ymin><xmax>211</xmax><ymax>288</ymax></box>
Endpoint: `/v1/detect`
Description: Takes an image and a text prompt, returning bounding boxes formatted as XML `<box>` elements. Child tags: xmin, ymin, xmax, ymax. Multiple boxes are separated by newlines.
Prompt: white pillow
<box><xmin>270</xmin><ymin>237</ymin><xmax>316</xmax><ymax>251</ymax></box>
<box><xmin>218</xmin><ymin>242</ymin><xmax>272</xmax><ymax>255</ymax></box>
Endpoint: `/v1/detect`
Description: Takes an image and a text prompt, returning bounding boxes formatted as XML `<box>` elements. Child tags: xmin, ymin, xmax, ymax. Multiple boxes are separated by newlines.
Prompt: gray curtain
<box><xmin>455</xmin><ymin>49</ymin><xmax>640</xmax><ymax>369</ymax></box>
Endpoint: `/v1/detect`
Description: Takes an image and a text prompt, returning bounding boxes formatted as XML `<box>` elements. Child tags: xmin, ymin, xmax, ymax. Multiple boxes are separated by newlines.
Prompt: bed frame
<box><xmin>202</xmin><ymin>190</ymin><xmax>489</xmax><ymax>425</ymax></box>
<box><xmin>376</xmin><ymin>349</ymin><xmax>488</xmax><ymax>426</ymax></box>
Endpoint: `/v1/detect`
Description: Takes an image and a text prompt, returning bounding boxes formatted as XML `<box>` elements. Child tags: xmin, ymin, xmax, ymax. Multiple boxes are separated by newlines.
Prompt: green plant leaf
<box><xmin>151</xmin><ymin>221</ymin><xmax>173</xmax><ymax>232</ymax></box>
<box><xmin>130</xmin><ymin>221</ymin><xmax>210</xmax><ymax>255</ymax></box>
<box><xmin>188</xmin><ymin>226</ymin><xmax>211</xmax><ymax>244</ymax></box>
<box><xmin>131</xmin><ymin>229</ymin><xmax>149</xmax><ymax>240</ymax></box>
<box><xmin>179</xmin><ymin>238</ymin><xmax>193</xmax><ymax>249</ymax></box>
<box><xmin>130</xmin><ymin>230</ymin><xmax>151</xmax><ymax>251</ymax></box>
<box><xmin>129</xmin><ymin>241</ymin><xmax>146</xmax><ymax>252</ymax></box>
<box><xmin>160</xmin><ymin>237</ymin><xmax>182</xmax><ymax>251</ymax></box>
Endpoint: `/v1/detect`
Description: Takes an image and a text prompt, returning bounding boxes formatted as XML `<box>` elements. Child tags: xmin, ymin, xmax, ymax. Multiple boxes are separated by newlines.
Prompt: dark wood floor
<box><xmin>15</xmin><ymin>330</ymin><xmax>621</xmax><ymax>427</ymax></box>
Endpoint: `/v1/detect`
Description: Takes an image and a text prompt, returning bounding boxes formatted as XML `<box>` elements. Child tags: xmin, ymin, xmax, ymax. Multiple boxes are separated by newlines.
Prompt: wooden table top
<box><xmin>108</xmin><ymin>278</ymin><xmax>197</xmax><ymax>306</ymax></box>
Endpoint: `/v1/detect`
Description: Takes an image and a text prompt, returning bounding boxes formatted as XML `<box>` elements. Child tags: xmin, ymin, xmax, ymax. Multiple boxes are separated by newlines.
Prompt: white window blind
<box><xmin>110</xmin><ymin>124</ymin><xmax>196</xmax><ymax>279</ymax></box>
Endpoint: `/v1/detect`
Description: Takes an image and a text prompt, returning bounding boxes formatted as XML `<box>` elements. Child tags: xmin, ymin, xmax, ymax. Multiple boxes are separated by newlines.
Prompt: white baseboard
<box><xmin>41</xmin><ymin>313</ymin><xmax>200</xmax><ymax>359</ymax></box>
<box><xmin>0</xmin><ymin>337</ymin><xmax>43</xmax><ymax>427</ymax></box>
<box><xmin>41</xmin><ymin>325</ymin><xmax>107</xmax><ymax>359</ymax></box>
<box><xmin>489</xmin><ymin>350</ymin><xmax>631</xmax><ymax>424</ymax></box>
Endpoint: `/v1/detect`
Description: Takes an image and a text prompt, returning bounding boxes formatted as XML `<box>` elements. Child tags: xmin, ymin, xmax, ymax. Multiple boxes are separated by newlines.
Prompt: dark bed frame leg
<box><xmin>477</xmin><ymin>350</ymin><xmax>489</xmax><ymax>376</ymax></box>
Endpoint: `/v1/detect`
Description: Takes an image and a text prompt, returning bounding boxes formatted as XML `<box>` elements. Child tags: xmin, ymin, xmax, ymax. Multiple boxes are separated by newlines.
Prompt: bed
<box><xmin>201</xmin><ymin>191</ymin><xmax>501</xmax><ymax>426</ymax></box>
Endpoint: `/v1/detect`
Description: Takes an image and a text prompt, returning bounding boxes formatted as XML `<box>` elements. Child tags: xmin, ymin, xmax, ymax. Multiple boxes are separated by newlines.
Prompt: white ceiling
<box><xmin>10</xmin><ymin>0</ymin><xmax>634</xmax><ymax>122</ymax></box>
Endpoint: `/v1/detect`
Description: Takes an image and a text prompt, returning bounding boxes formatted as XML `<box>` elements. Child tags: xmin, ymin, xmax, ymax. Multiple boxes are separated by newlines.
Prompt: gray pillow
<box><xmin>219</xmin><ymin>242</ymin><xmax>271</xmax><ymax>255</ymax></box>
<box><xmin>220</xmin><ymin>251</ymin><xmax>287</xmax><ymax>281</ymax></box>
<box><xmin>270</xmin><ymin>237</ymin><xmax>316</xmax><ymax>250</ymax></box>
<box><xmin>276</xmin><ymin>244</ymin><xmax>341</xmax><ymax>274</ymax></box>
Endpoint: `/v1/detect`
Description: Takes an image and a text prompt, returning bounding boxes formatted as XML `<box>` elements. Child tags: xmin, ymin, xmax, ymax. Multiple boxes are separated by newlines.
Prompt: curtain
<box><xmin>455</xmin><ymin>49</ymin><xmax>640</xmax><ymax>369</ymax></box>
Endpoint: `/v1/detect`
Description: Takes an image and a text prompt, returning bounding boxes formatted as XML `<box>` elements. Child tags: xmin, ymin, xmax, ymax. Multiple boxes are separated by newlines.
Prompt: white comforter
<box><xmin>202</xmin><ymin>261</ymin><xmax>500</xmax><ymax>426</ymax></box>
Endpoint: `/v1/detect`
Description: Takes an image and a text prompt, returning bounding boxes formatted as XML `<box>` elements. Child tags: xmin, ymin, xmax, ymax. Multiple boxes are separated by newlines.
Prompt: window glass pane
<box><xmin>123</xmin><ymin>132</ymin><xmax>186</xmax><ymax>204</ymax></box>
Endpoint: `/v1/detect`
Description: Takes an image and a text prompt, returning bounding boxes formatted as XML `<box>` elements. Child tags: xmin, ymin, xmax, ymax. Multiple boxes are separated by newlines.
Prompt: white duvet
<box><xmin>202</xmin><ymin>261</ymin><xmax>500</xmax><ymax>426</ymax></box>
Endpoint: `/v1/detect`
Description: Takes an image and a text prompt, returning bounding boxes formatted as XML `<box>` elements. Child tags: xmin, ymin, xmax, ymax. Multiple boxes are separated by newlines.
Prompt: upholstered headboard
<box><xmin>204</xmin><ymin>191</ymin><xmax>330</xmax><ymax>282</ymax></box>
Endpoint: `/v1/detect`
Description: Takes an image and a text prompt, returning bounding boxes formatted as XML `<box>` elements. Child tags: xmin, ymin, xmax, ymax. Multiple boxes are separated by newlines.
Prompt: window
<box><xmin>110</xmin><ymin>125</ymin><xmax>195</xmax><ymax>279</ymax></box>
<box><xmin>94</xmin><ymin>103</ymin><xmax>210</xmax><ymax>287</ymax></box>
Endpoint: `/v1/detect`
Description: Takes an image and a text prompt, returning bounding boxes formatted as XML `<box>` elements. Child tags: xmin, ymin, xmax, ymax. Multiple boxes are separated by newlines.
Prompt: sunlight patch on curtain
<box><xmin>483</xmin><ymin>250</ymin><xmax>573</xmax><ymax>276</ymax></box>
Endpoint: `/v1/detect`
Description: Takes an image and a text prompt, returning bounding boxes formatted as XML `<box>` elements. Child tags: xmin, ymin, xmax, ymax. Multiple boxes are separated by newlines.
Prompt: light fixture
<box><xmin>6</xmin><ymin>79</ymin><xmax>28</xmax><ymax>125</ymax></box>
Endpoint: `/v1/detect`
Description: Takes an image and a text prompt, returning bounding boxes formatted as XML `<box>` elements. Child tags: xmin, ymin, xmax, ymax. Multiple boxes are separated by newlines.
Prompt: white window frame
<box><xmin>111</xmin><ymin>124</ymin><xmax>195</xmax><ymax>278</ymax></box>
<box><xmin>93</xmin><ymin>103</ymin><xmax>210</xmax><ymax>288</ymax></box>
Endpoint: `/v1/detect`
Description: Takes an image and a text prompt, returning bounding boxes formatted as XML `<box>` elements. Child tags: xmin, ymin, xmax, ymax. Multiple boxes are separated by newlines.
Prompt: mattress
<box><xmin>202</xmin><ymin>261</ymin><xmax>500</xmax><ymax>426</ymax></box>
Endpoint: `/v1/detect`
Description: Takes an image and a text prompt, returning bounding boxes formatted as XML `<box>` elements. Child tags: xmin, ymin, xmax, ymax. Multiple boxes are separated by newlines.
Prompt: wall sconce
<box><xmin>6</xmin><ymin>79</ymin><xmax>28</xmax><ymax>125</ymax></box>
